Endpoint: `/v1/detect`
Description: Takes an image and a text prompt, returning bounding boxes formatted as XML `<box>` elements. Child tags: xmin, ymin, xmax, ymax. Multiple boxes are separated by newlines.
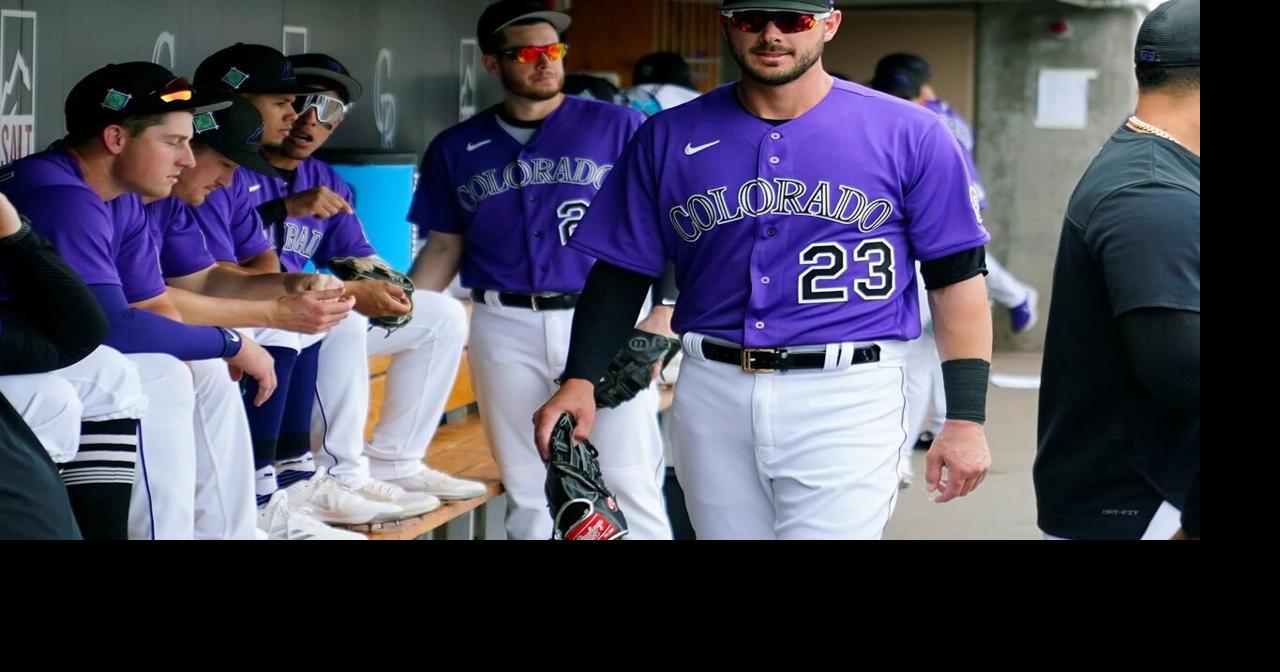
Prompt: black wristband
<box><xmin>941</xmin><ymin>358</ymin><xmax>990</xmax><ymax>424</ymax></box>
<box><xmin>0</xmin><ymin>217</ymin><xmax>34</xmax><ymax>248</ymax></box>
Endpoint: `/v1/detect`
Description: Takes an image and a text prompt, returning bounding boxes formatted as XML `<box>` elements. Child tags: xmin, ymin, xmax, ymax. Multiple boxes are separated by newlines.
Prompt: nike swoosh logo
<box><xmin>466</xmin><ymin>140</ymin><xmax>492</xmax><ymax>152</ymax></box>
<box><xmin>684</xmin><ymin>140</ymin><xmax>720</xmax><ymax>156</ymax></box>
<box><xmin>248</xmin><ymin>184</ymin><xmax>261</xmax><ymax>192</ymax></box>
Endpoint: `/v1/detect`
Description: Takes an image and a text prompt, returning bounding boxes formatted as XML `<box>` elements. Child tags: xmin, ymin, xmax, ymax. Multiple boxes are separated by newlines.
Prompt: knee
<box><xmin>27</xmin><ymin>375</ymin><xmax>85</xmax><ymax>426</ymax></box>
<box><xmin>415</xmin><ymin>291</ymin><xmax>469</xmax><ymax>344</ymax></box>
<box><xmin>131</xmin><ymin>353</ymin><xmax>196</xmax><ymax>409</ymax></box>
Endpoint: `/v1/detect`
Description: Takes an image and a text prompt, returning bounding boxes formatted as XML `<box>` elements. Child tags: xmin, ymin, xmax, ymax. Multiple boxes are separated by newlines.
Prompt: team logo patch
<box><xmin>969</xmin><ymin>183</ymin><xmax>983</xmax><ymax>224</ymax></box>
<box><xmin>101</xmin><ymin>89</ymin><xmax>132</xmax><ymax>112</ymax></box>
<box><xmin>192</xmin><ymin>111</ymin><xmax>219</xmax><ymax>134</ymax></box>
<box><xmin>2</xmin><ymin>10</ymin><xmax>39</xmax><ymax>164</ymax></box>
<box><xmin>222</xmin><ymin>67</ymin><xmax>250</xmax><ymax>89</ymax></box>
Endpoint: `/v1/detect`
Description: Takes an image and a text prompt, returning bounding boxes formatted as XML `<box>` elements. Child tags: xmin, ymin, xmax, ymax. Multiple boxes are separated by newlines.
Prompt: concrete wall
<box><xmin>974</xmin><ymin>1</ymin><xmax>1144</xmax><ymax>350</ymax></box>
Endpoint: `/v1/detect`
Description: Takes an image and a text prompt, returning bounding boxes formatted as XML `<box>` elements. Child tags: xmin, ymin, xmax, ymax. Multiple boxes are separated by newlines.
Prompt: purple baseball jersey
<box><xmin>408</xmin><ymin>97</ymin><xmax>645</xmax><ymax>294</ymax></box>
<box><xmin>569</xmin><ymin>81</ymin><xmax>989</xmax><ymax>348</ymax></box>
<box><xmin>143</xmin><ymin>197</ymin><xmax>217</xmax><ymax>278</ymax></box>
<box><xmin>235</xmin><ymin>158</ymin><xmax>376</xmax><ymax>273</ymax></box>
<box><xmin>924</xmin><ymin>99</ymin><xmax>986</xmax><ymax>208</ymax></box>
<box><xmin>189</xmin><ymin>168</ymin><xmax>273</xmax><ymax>264</ymax></box>
<box><xmin>0</xmin><ymin>144</ymin><xmax>167</xmax><ymax>304</ymax></box>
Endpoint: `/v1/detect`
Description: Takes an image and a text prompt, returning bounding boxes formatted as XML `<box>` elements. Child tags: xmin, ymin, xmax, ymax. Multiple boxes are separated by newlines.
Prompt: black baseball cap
<box><xmin>194</xmin><ymin>43</ymin><xmax>319</xmax><ymax>95</ymax></box>
<box><xmin>289</xmin><ymin>53</ymin><xmax>363</xmax><ymax>104</ymax></box>
<box><xmin>1135</xmin><ymin>0</ymin><xmax>1199</xmax><ymax>67</ymax></box>
<box><xmin>477</xmin><ymin>0</ymin><xmax>571</xmax><ymax>52</ymax></box>
<box><xmin>720</xmin><ymin>0</ymin><xmax>834</xmax><ymax>12</ymax></box>
<box><xmin>191</xmin><ymin>93</ymin><xmax>278</xmax><ymax>178</ymax></box>
<box><xmin>65</xmin><ymin>62</ymin><xmax>231</xmax><ymax>139</ymax></box>
<box><xmin>633</xmin><ymin>52</ymin><xmax>695</xmax><ymax>89</ymax></box>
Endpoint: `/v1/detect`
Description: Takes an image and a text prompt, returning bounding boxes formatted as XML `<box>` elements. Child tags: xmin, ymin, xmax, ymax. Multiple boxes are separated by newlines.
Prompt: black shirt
<box><xmin>1035</xmin><ymin>125</ymin><xmax>1200</xmax><ymax>540</ymax></box>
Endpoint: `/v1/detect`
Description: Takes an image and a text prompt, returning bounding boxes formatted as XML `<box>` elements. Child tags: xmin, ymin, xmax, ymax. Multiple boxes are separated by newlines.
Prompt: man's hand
<box><xmin>345</xmin><ymin>279</ymin><xmax>413</xmax><ymax>318</ymax></box>
<box><xmin>270</xmin><ymin>288</ymin><xmax>355</xmax><ymax>333</ymax></box>
<box><xmin>0</xmin><ymin>193</ymin><xmax>24</xmax><ymax>237</ymax></box>
<box><xmin>226</xmin><ymin>336</ymin><xmax>277</xmax><ymax>407</ymax></box>
<box><xmin>533</xmin><ymin>379</ymin><xmax>597</xmax><ymax>462</ymax></box>
<box><xmin>925</xmin><ymin>420</ymin><xmax>992</xmax><ymax>503</ymax></box>
<box><xmin>283</xmin><ymin>187</ymin><xmax>354</xmax><ymax>219</ymax></box>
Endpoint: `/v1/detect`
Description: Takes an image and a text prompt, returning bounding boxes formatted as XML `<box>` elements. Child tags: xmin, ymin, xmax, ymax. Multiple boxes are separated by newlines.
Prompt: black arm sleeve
<box><xmin>920</xmin><ymin>246</ymin><xmax>987</xmax><ymax>290</ymax></box>
<box><xmin>654</xmin><ymin>261</ymin><xmax>679</xmax><ymax>305</ymax></box>
<box><xmin>562</xmin><ymin>260</ymin><xmax>656</xmax><ymax>383</ymax></box>
<box><xmin>0</xmin><ymin>222</ymin><xmax>110</xmax><ymax>374</ymax></box>
<box><xmin>1117</xmin><ymin>308</ymin><xmax>1200</xmax><ymax>412</ymax></box>
<box><xmin>256</xmin><ymin>198</ymin><xmax>288</xmax><ymax>232</ymax></box>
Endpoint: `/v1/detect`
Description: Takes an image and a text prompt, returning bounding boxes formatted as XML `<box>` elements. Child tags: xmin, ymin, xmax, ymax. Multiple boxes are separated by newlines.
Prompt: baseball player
<box><xmin>0</xmin><ymin>62</ymin><xmax>280</xmax><ymax>540</ymax></box>
<box><xmin>180</xmin><ymin>44</ymin><xmax>399</xmax><ymax>532</ymax></box>
<box><xmin>408</xmin><ymin>0</ymin><xmax>673</xmax><ymax>541</ymax></box>
<box><xmin>273</xmin><ymin>53</ymin><xmax>483</xmax><ymax>508</ymax></box>
<box><xmin>0</xmin><ymin>191</ymin><xmax>103</xmax><ymax>540</ymax></box>
<box><xmin>872</xmin><ymin>53</ymin><xmax>1038</xmax><ymax>335</ymax></box>
<box><xmin>868</xmin><ymin>55</ymin><xmax>1040</xmax><ymax>487</ymax></box>
<box><xmin>622</xmin><ymin>52</ymin><xmax>702</xmax><ymax>116</ymax></box>
<box><xmin>139</xmin><ymin>93</ymin><xmax>365</xmax><ymax>540</ymax></box>
<box><xmin>189</xmin><ymin>45</ymin><xmax>480</xmax><ymax>530</ymax></box>
<box><xmin>534</xmin><ymin>0</ymin><xmax>994</xmax><ymax>540</ymax></box>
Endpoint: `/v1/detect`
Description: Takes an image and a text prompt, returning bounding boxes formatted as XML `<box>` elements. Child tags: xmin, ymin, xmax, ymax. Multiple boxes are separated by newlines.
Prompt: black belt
<box><xmin>701</xmin><ymin>341</ymin><xmax>881</xmax><ymax>373</ymax></box>
<box><xmin>470</xmin><ymin>289</ymin><xmax>580</xmax><ymax>311</ymax></box>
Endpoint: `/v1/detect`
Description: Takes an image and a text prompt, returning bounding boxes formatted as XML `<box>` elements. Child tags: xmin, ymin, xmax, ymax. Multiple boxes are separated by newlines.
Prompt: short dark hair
<box><xmin>870</xmin><ymin>67</ymin><xmax>924</xmax><ymax>101</ymax></box>
<box><xmin>1136</xmin><ymin>64</ymin><xmax>1199</xmax><ymax>93</ymax></box>
<box><xmin>66</xmin><ymin>112</ymin><xmax>168</xmax><ymax>147</ymax></box>
<box><xmin>481</xmin><ymin>18</ymin><xmax>558</xmax><ymax>55</ymax></box>
<box><xmin>874</xmin><ymin>53</ymin><xmax>931</xmax><ymax>82</ymax></box>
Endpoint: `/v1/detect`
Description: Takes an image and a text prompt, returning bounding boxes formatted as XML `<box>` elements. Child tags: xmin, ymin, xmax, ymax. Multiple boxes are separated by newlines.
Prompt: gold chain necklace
<box><xmin>1126</xmin><ymin>115</ymin><xmax>1179</xmax><ymax>144</ymax></box>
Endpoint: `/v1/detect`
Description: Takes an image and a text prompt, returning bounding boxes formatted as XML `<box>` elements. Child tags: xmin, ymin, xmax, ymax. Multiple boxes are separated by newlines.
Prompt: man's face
<box><xmin>484</xmin><ymin>22</ymin><xmax>565</xmax><ymax>101</ymax></box>
<box><xmin>113</xmin><ymin>111</ymin><xmax>197</xmax><ymax>199</ymax></box>
<box><xmin>172</xmin><ymin>144</ymin><xmax>237</xmax><ymax>205</ymax></box>
<box><xmin>244</xmin><ymin>93</ymin><xmax>299</xmax><ymax>149</ymax></box>
<box><xmin>724</xmin><ymin>10</ymin><xmax>841</xmax><ymax>86</ymax></box>
<box><xmin>281</xmin><ymin>88</ymin><xmax>344</xmax><ymax>160</ymax></box>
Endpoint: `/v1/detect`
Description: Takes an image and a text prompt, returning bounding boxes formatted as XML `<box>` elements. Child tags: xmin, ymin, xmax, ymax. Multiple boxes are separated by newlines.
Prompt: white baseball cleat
<box><xmin>386</xmin><ymin>468</ymin><xmax>488</xmax><ymax>500</ymax></box>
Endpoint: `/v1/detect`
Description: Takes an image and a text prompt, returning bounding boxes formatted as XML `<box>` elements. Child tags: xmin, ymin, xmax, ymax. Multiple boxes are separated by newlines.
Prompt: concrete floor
<box><xmin>884</xmin><ymin>352</ymin><xmax>1044</xmax><ymax>540</ymax></box>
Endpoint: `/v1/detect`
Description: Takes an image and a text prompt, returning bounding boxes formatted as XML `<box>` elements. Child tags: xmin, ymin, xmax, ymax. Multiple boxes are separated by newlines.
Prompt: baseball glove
<box><xmin>593</xmin><ymin>329</ymin><xmax>681</xmax><ymax>409</ymax></box>
<box><xmin>327</xmin><ymin>256</ymin><xmax>413</xmax><ymax>332</ymax></box>
<box><xmin>544</xmin><ymin>413</ymin><xmax>628</xmax><ymax>540</ymax></box>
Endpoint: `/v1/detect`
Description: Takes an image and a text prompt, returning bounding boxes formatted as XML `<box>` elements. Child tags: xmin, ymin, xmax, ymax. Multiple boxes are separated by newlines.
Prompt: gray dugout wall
<box><xmin>0</xmin><ymin>0</ymin><xmax>507</xmax><ymax>163</ymax></box>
